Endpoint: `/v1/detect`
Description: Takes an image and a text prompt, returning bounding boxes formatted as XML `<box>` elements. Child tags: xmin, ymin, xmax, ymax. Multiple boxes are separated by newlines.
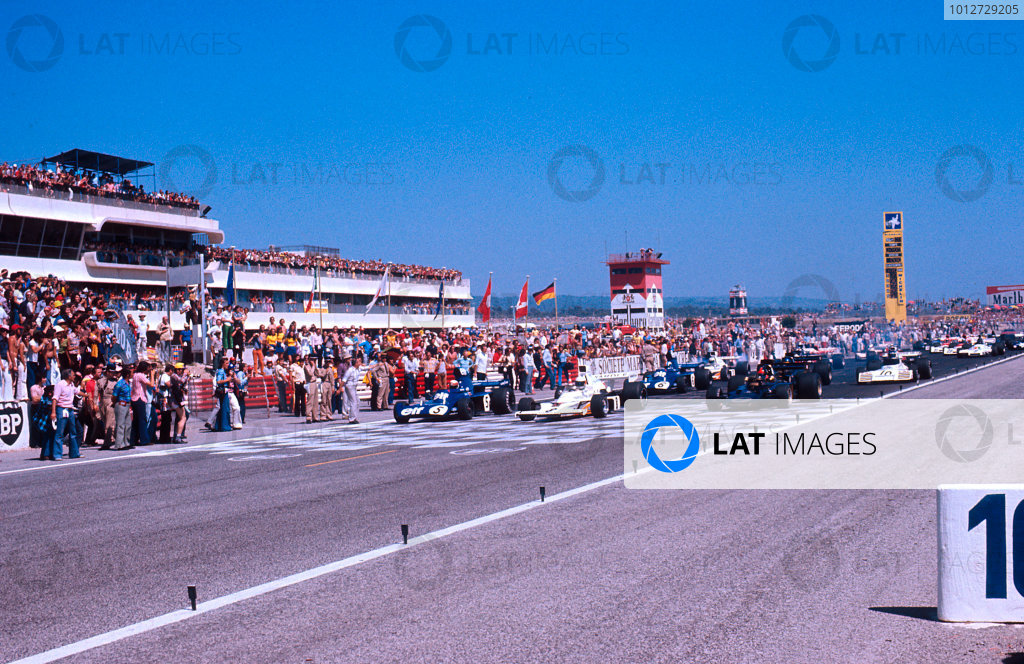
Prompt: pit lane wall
<box><xmin>0</xmin><ymin>401</ymin><xmax>30</xmax><ymax>450</ymax></box>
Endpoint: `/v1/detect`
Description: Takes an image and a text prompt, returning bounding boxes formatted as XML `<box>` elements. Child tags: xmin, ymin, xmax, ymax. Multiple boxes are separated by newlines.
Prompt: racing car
<box><xmin>516</xmin><ymin>375</ymin><xmax>625</xmax><ymax>421</ymax></box>
<box><xmin>793</xmin><ymin>345</ymin><xmax>846</xmax><ymax>369</ymax></box>
<box><xmin>638</xmin><ymin>359</ymin><xmax>716</xmax><ymax>394</ymax></box>
<box><xmin>855</xmin><ymin>349</ymin><xmax>932</xmax><ymax>383</ymax></box>
<box><xmin>705</xmin><ymin>356</ymin><xmax>827</xmax><ymax>402</ymax></box>
<box><xmin>999</xmin><ymin>331</ymin><xmax>1024</xmax><ymax>350</ymax></box>
<box><xmin>955</xmin><ymin>338</ymin><xmax>1006</xmax><ymax>357</ymax></box>
<box><xmin>393</xmin><ymin>377</ymin><xmax>516</xmax><ymax>423</ymax></box>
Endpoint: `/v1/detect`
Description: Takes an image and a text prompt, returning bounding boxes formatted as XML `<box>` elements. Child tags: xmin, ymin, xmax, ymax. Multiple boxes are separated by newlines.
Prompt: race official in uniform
<box><xmin>304</xmin><ymin>358</ymin><xmax>320</xmax><ymax>423</ymax></box>
<box><xmin>290</xmin><ymin>358</ymin><xmax>306</xmax><ymax>417</ymax></box>
<box><xmin>342</xmin><ymin>355</ymin><xmax>362</xmax><ymax>424</ymax></box>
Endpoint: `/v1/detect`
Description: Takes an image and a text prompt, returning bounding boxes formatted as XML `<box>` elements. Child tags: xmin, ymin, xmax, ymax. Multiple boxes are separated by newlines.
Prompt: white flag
<box><xmin>364</xmin><ymin>266</ymin><xmax>390</xmax><ymax>314</ymax></box>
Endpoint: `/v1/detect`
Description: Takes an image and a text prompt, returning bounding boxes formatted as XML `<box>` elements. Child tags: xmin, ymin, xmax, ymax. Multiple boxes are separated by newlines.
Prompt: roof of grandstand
<box><xmin>43</xmin><ymin>149</ymin><xmax>153</xmax><ymax>176</ymax></box>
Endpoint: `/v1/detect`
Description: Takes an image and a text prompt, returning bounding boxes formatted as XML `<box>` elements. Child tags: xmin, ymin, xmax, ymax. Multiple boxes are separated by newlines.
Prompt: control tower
<box><xmin>605</xmin><ymin>248</ymin><xmax>668</xmax><ymax>329</ymax></box>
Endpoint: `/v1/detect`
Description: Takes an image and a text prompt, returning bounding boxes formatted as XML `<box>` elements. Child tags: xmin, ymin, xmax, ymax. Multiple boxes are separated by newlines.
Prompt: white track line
<box><xmin>5</xmin><ymin>473</ymin><xmax>623</xmax><ymax>664</ymax></box>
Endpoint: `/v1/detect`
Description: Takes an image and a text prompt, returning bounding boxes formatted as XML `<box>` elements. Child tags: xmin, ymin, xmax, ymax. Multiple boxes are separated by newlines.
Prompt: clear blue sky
<box><xmin>4</xmin><ymin>0</ymin><xmax>1022</xmax><ymax>302</ymax></box>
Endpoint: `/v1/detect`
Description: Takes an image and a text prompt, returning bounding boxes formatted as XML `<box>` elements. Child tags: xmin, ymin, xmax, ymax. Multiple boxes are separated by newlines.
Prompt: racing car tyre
<box><xmin>620</xmin><ymin>380</ymin><xmax>646</xmax><ymax>403</ymax></box>
<box><xmin>812</xmin><ymin>360</ymin><xmax>832</xmax><ymax>385</ymax></box>
<box><xmin>590</xmin><ymin>395</ymin><xmax>608</xmax><ymax>418</ymax></box>
<box><xmin>393</xmin><ymin>402</ymin><xmax>412</xmax><ymax>424</ymax></box>
<box><xmin>994</xmin><ymin>341</ymin><xmax>1006</xmax><ymax>356</ymax></box>
<box><xmin>676</xmin><ymin>376</ymin><xmax>689</xmax><ymax>393</ymax></box>
<box><xmin>727</xmin><ymin>375</ymin><xmax>746</xmax><ymax>393</ymax></box>
<box><xmin>492</xmin><ymin>386</ymin><xmax>515</xmax><ymax>415</ymax></box>
<box><xmin>795</xmin><ymin>372</ymin><xmax>822</xmax><ymax>399</ymax></box>
<box><xmin>694</xmin><ymin>368</ymin><xmax>712</xmax><ymax>391</ymax></box>
<box><xmin>831</xmin><ymin>353</ymin><xmax>845</xmax><ymax>369</ymax></box>
<box><xmin>772</xmin><ymin>384</ymin><xmax>793</xmax><ymax>400</ymax></box>
<box><xmin>916</xmin><ymin>360</ymin><xmax>932</xmax><ymax>379</ymax></box>
<box><xmin>912</xmin><ymin>341</ymin><xmax>925</xmax><ymax>352</ymax></box>
<box><xmin>455</xmin><ymin>397</ymin><xmax>474</xmax><ymax>420</ymax></box>
<box><xmin>734</xmin><ymin>361</ymin><xmax>749</xmax><ymax>376</ymax></box>
<box><xmin>517</xmin><ymin>397</ymin><xmax>538</xmax><ymax>421</ymax></box>
<box><xmin>866</xmin><ymin>357</ymin><xmax>883</xmax><ymax>371</ymax></box>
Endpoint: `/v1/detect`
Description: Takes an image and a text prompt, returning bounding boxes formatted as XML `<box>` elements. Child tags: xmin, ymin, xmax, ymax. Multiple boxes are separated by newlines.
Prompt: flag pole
<box><xmin>317</xmin><ymin>261</ymin><xmax>323</xmax><ymax>331</ymax></box>
<box><xmin>230</xmin><ymin>245</ymin><xmax>237</xmax><ymax>308</ymax></box>
<box><xmin>553</xmin><ymin>278</ymin><xmax>558</xmax><ymax>334</ymax></box>
<box><xmin>525</xmin><ymin>275</ymin><xmax>529</xmax><ymax>330</ymax></box>
<box><xmin>487</xmin><ymin>271</ymin><xmax>492</xmax><ymax>331</ymax></box>
<box><xmin>387</xmin><ymin>263</ymin><xmax>391</xmax><ymax>330</ymax></box>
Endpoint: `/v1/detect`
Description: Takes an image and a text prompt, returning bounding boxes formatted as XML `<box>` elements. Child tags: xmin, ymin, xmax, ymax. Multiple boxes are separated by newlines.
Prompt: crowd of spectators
<box><xmin>205</xmin><ymin>247</ymin><xmax>462</xmax><ymax>282</ymax></box>
<box><xmin>0</xmin><ymin>162</ymin><xmax>200</xmax><ymax>211</ymax></box>
<box><xmin>84</xmin><ymin>242</ymin><xmax>200</xmax><ymax>268</ymax></box>
<box><xmin>4</xmin><ymin>265</ymin><xmax>1024</xmax><ymax>461</ymax></box>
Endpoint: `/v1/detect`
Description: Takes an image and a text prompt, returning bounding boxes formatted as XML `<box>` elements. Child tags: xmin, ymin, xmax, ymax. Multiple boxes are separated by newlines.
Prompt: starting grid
<box><xmin>185</xmin><ymin>415</ymin><xmax>625</xmax><ymax>458</ymax></box>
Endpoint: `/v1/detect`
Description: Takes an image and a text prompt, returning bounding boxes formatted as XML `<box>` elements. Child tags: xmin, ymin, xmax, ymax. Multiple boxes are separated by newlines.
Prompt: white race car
<box><xmin>956</xmin><ymin>341</ymin><xmax>993</xmax><ymax>357</ymax></box>
<box><xmin>856</xmin><ymin>350</ymin><xmax>932</xmax><ymax>383</ymax></box>
<box><xmin>926</xmin><ymin>339</ymin><xmax>955</xmax><ymax>354</ymax></box>
<box><xmin>516</xmin><ymin>376</ymin><xmax>628</xmax><ymax>421</ymax></box>
<box><xmin>704</xmin><ymin>354</ymin><xmax>741</xmax><ymax>380</ymax></box>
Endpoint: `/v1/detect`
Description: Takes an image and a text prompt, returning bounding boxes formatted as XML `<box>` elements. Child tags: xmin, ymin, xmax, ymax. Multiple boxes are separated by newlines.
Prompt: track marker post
<box><xmin>187</xmin><ymin>585</ymin><xmax>197</xmax><ymax>611</ymax></box>
<box><xmin>539</xmin><ymin>486</ymin><xmax>546</xmax><ymax>502</ymax></box>
<box><xmin>401</xmin><ymin>524</ymin><xmax>409</xmax><ymax>544</ymax></box>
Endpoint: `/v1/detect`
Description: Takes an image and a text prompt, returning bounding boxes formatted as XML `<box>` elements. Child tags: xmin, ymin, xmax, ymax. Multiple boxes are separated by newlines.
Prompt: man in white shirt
<box><xmin>403</xmin><ymin>351</ymin><xmax>420</xmax><ymax>400</ymax></box>
<box><xmin>474</xmin><ymin>344</ymin><xmax>489</xmax><ymax>380</ymax></box>
<box><xmin>342</xmin><ymin>356</ymin><xmax>362</xmax><ymax>424</ymax></box>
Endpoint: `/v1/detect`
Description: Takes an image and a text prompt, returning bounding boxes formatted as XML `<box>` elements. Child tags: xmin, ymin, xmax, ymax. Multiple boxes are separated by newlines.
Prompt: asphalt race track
<box><xmin>3</xmin><ymin>351</ymin><xmax>1024</xmax><ymax>663</ymax></box>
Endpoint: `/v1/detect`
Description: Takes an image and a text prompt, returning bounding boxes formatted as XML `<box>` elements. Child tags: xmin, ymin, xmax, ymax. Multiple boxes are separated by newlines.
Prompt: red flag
<box><xmin>477</xmin><ymin>274</ymin><xmax>492</xmax><ymax>323</ymax></box>
<box><xmin>304</xmin><ymin>272</ymin><xmax>317</xmax><ymax>313</ymax></box>
<box><xmin>514</xmin><ymin>279</ymin><xmax>529</xmax><ymax>319</ymax></box>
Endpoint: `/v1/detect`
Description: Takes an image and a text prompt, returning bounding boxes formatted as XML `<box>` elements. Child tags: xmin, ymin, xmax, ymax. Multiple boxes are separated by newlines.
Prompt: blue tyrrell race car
<box><xmin>393</xmin><ymin>377</ymin><xmax>516</xmax><ymax>423</ymax></box>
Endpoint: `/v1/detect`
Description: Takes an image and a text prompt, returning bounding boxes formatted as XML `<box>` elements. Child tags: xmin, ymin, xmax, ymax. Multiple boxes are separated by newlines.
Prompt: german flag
<box><xmin>532</xmin><ymin>281</ymin><xmax>556</xmax><ymax>305</ymax></box>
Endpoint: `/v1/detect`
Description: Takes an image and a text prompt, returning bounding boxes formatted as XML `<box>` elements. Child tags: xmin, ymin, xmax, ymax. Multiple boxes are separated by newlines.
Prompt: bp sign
<box><xmin>0</xmin><ymin>401</ymin><xmax>30</xmax><ymax>449</ymax></box>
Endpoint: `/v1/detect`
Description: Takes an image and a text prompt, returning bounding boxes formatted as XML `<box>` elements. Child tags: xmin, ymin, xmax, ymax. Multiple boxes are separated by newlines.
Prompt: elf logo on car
<box><xmin>401</xmin><ymin>407</ymin><xmax>423</xmax><ymax>416</ymax></box>
<box><xmin>0</xmin><ymin>403</ymin><xmax>24</xmax><ymax>446</ymax></box>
